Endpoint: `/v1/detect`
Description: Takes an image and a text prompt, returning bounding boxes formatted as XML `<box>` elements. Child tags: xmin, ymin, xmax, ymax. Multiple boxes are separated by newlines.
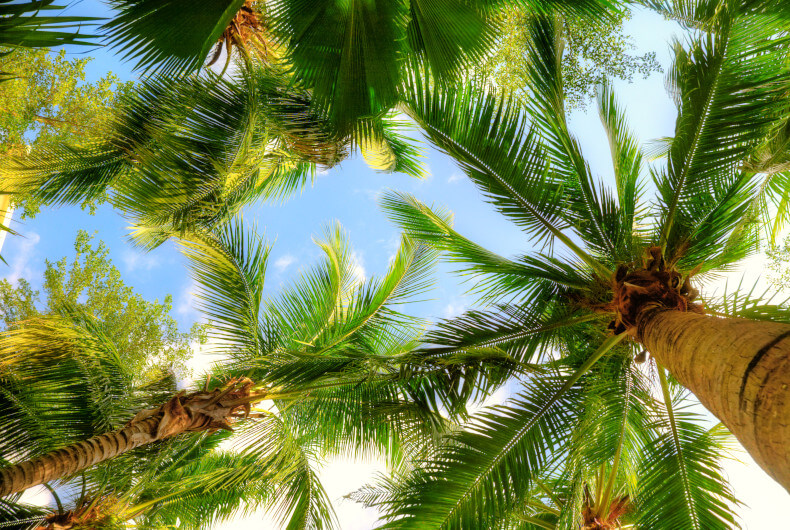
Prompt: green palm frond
<box><xmin>356</xmin><ymin>115</ymin><xmax>427</xmax><ymax>178</ymax></box>
<box><xmin>259</xmin><ymin>223</ymin><xmax>434</xmax><ymax>360</ymax></box>
<box><xmin>0</xmin><ymin>0</ymin><xmax>99</xmax><ymax>49</ymax></box>
<box><xmin>655</xmin><ymin>4</ymin><xmax>790</xmax><ymax>266</ymax></box>
<box><xmin>133</xmin><ymin>450</ymin><xmax>275</xmax><ymax>529</ymax></box>
<box><xmin>268</xmin><ymin>0</ymin><xmax>410</xmax><ymax>135</ymax></box>
<box><xmin>596</xmin><ymin>82</ymin><xmax>649</xmax><ymax>261</ymax></box>
<box><xmin>381</xmin><ymin>191</ymin><xmax>598</xmax><ymax>301</ymax></box>
<box><xmin>398</xmin><ymin>62</ymin><xmax>609</xmax><ymax>277</ymax></box>
<box><xmin>6</xmin><ymin>64</ymin><xmax>347</xmax><ymax>230</ymax></box>
<box><xmin>522</xmin><ymin>15</ymin><xmax>623</xmax><ymax>261</ymax></box>
<box><xmin>705</xmin><ymin>276</ymin><xmax>790</xmax><ymax>322</ymax></box>
<box><xmin>175</xmin><ymin>217</ymin><xmax>270</xmax><ymax>353</ymax></box>
<box><xmin>375</xmin><ymin>381</ymin><xmax>584</xmax><ymax>529</ymax></box>
<box><xmin>0</xmin><ymin>304</ymin><xmax>174</xmax><ymax>465</ymax></box>
<box><xmin>231</xmin><ymin>414</ymin><xmax>338</xmax><ymax>530</ymax></box>
<box><xmin>405</xmin><ymin>301</ymin><xmax>607</xmax><ymax>414</ymax></box>
<box><xmin>374</xmin><ymin>335</ymin><xmax>625</xmax><ymax>529</ymax></box>
<box><xmin>635</xmin><ymin>375</ymin><xmax>740</xmax><ymax>530</ymax></box>
<box><xmin>642</xmin><ymin>0</ymin><xmax>790</xmax><ymax>30</ymax></box>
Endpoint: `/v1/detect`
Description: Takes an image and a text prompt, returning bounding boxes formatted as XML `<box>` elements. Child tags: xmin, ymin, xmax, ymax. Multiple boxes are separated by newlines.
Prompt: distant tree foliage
<box><xmin>481</xmin><ymin>8</ymin><xmax>662</xmax><ymax>109</ymax></box>
<box><xmin>767</xmin><ymin>236</ymin><xmax>790</xmax><ymax>290</ymax></box>
<box><xmin>0</xmin><ymin>48</ymin><xmax>131</xmax><ymax>217</ymax></box>
<box><xmin>0</xmin><ymin>230</ymin><xmax>204</xmax><ymax>382</ymax></box>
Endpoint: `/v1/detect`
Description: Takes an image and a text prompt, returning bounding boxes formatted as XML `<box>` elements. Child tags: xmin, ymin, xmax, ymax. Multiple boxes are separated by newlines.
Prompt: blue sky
<box><xmin>4</xmin><ymin>3</ymin><xmax>789</xmax><ymax>528</ymax></box>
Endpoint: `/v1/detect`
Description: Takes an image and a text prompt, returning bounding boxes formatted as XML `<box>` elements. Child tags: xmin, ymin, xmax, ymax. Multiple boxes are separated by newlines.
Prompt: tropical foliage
<box><xmin>0</xmin><ymin>230</ymin><xmax>203</xmax><ymax>381</ymax></box>
<box><xmin>3</xmin><ymin>60</ymin><xmax>425</xmax><ymax>242</ymax></box>
<box><xmin>87</xmin><ymin>0</ymin><xmax>623</xmax><ymax>133</ymax></box>
<box><xmin>0</xmin><ymin>302</ymin><xmax>273</xmax><ymax>530</ymax></box>
<box><xmin>0</xmin><ymin>218</ymin><xmax>457</xmax><ymax>525</ymax></box>
<box><xmin>0</xmin><ymin>0</ymin><xmax>98</xmax><ymax>52</ymax></box>
<box><xmin>360</xmin><ymin>2</ymin><xmax>790</xmax><ymax>526</ymax></box>
<box><xmin>3</xmin><ymin>0</ymin><xmax>790</xmax><ymax>527</ymax></box>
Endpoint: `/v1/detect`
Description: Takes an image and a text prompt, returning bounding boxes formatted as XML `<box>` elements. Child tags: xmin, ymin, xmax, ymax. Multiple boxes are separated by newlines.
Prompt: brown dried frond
<box><xmin>581</xmin><ymin>494</ymin><xmax>631</xmax><ymax>529</ymax></box>
<box><xmin>126</xmin><ymin>377</ymin><xmax>260</xmax><ymax>443</ymax></box>
<box><xmin>206</xmin><ymin>0</ymin><xmax>276</xmax><ymax>69</ymax></box>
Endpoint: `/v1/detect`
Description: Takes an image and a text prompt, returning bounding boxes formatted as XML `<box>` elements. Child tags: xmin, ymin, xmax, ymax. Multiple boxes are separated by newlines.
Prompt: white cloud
<box><xmin>354</xmin><ymin>188</ymin><xmax>385</xmax><ymax>202</ymax></box>
<box><xmin>274</xmin><ymin>254</ymin><xmax>297</xmax><ymax>272</ymax></box>
<box><xmin>121</xmin><ymin>249</ymin><xmax>161</xmax><ymax>272</ymax></box>
<box><xmin>19</xmin><ymin>484</ymin><xmax>51</xmax><ymax>508</ymax></box>
<box><xmin>350</xmin><ymin>251</ymin><xmax>367</xmax><ymax>284</ymax></box>
<box><xmin>443</xmin><ymin>299</ymin><xmax>468</xmax><ymax>319</ymax></box>
<box><xmin>179</xmin><ymin>336</ymin><xmax>232</xmax><ymax>387</ymax></box>
<box><xmin>4</xmin><ymin>231</ymin><xmax>40</xmax><ymax>284</ymax></box>
<box><xmin>176</xmin><ymin>278</ymin><xmax>201</xmax><ymax>319</ymax></box>
<box><xmin>318</xmin><ymin>457</ymin><xmax>387</xmax><ymax>529</ymax></box>
<box><xmin>447</xmin><ymin>173</ymin><xmax>464</xmax><ymax>184</ymax></box>
<box><xmin>380</xmin><ymin>234</ymin><xmax>402</xmax><ymax>263</ymax></box>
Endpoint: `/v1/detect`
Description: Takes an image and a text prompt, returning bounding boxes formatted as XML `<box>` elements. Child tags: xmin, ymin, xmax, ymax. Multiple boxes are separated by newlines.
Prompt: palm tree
<box><xmin>0</xmin><ymin>219</ymin><xmax>450</xmax><ymax>528</ymax></box>
<box><xmin>372</xmin><ymin>2</ymin><xmax>790</xmax><ymax>518</ymax></box>
<box><xmin>0</xmin><ymin>310</ymin><xmax>284</xmax><ymax>530</ymax></box>
<box><xmin>3</xmin><ymin>60</ymin><xmax>425</xmax><ymax>242</ymax></box>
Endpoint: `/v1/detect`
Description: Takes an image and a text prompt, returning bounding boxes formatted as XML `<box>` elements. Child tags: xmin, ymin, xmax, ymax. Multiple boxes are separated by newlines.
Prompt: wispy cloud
<box><xmin>351</xmin><ymin>251</ymin><xmax>367</xmax><ymax>284</ymax></box>
<box><xmin>443</xmin><ymin>298</ymin><xmax>470</xmax><ymax>319</ymax></box>
<box><xmin>4</xmin><ymin>231</ymin><xmax>41</xmax><ymax>284</ymax></box>
<box><xmin>447</xmin><ymin>173</ymin><xmax>464</xmax><ymax>184</ymax></box>
<box><xmin>274</xmin><ymin>254</ymin><xmax>297</xmax><ymax>272</ymax></box>
<box><xmin>353</xmin><ymin>187</ymin><xmax>385</xmax><ymax>202</ymax></box>
<box><xmin>378</xmin><ymin>233</ymin><xmax>402</xmax><ymax>264</ymax></box>
<box><xmin>176</xmin><ymin>278</ymin><xmax>201</xmax><ymax>319</ymax></box>
<box><xmin>122</xmin><ymin>249</ymin><xmax>161</xmax><ymax>272</ymax></box>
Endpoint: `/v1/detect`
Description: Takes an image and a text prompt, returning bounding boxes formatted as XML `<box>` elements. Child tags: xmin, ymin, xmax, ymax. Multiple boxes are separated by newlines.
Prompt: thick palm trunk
<box><xmin>636</xmin><ymin>309</ymin><xmax>790</xmax><ymax>491</ymax></box>
<box><xmin>0</xmin><ymin>379</ymin><xmax>256</xmax><ymax>497</ymax></box>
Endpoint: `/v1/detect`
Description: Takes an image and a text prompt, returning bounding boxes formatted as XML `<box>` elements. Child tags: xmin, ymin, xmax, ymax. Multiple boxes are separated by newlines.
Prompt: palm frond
<box><xmin>0</xmin><ymin>306</ymin><xmax>170</xmax><ymax>463</ymax></box>
<box><xmin>596</xmin><ymin>82</ymin><xmax>649</xmax><ymax>262</ymax></box>
<box><xmin>398</xmin><ymin>64</ymin><xmax>609</xmax><ymax>277</ymax></box>
<box><xmin>635</xmin><ymin>373</ymin><xmax>740</xmax><ymax>530</ymax></box>
<box><xmin>232</xmin><ymin>414</ymin><xmax>338</xmax><ymax>530</ymax></box>
<box><xmin>655</xmin><ymin>5</ymin><xmax>790</xmax><ymax>266</ymax></box>
<box><xmin>522</xmin><ymin>15</ymin><xmax>622</xmax><ymax>260</ymax></box>
<box><xmin>0</xmin><ymin>0</ymin><xmax>99</xmax><ymax>49</ymax></box>
<box><xmin>375</xmin><ymin>335</ymin><xmax>625</xmax><ymax>529</ymax></box>
<box><xmin>175</xmin><ymin>217</ymin><xmax>270</xmax><ymax>354</ymax></box>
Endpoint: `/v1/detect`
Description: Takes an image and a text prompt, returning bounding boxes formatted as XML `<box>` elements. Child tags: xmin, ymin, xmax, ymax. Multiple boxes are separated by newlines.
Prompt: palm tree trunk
<box><xmin>636</xmin><ymin>308</ymin><xmax>790</xmax><ymax>491</ymax></box>
<box><xmin>0</xmin><ymin>418</ymin><xmax>160</xmax><ymax>496</ymax></box>
<box><xmin>0</xmin><ymin>380</ymin><xmax>257</xmax><ymax>497</ymax></box>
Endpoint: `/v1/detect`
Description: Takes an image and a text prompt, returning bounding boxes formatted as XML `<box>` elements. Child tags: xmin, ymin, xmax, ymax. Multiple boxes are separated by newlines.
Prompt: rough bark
<box><xmin>0</xmin><ymin>417</ymin><xmax>160</xmax><ymax>497</ymax></box>
<box><xmin>636</xmin><ymin>308</ymin><xmax>790</xmax><ymax>491</ymax></box>
<box><xmin>0</xmin><ymin>379</ymin><xmax>256</xmax><ymax>497</ymax></box>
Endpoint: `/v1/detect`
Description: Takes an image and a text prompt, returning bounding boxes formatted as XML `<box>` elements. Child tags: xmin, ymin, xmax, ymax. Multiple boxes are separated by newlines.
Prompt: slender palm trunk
<box><xmin>636</xmin><ymin>308</ymin><xmax>790</xmax><ymax>491</ymax></box>
<box><xmin>0</xmin><ymin>380</ymin><xmax>257</xmax><ymax>497</ymax></box>
<box><xmin>0</xmin><ymin>417</ymin><xmax>160</xmax><ymax>497</ymax></box>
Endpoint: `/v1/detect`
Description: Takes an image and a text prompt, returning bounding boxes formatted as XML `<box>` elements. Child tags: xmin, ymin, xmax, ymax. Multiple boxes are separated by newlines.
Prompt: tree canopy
<box><xmin>0</xmin><ymin>230</ymin><xmax>203</xmax><ymax>383</ymax></box>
